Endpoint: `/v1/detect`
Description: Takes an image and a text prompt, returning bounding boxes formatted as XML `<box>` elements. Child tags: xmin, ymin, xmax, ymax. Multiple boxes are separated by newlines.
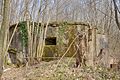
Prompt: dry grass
<box><xmin>2</xmin><ymin>58</ymin><xmax>120</xmax><ymax>80</ymax></box>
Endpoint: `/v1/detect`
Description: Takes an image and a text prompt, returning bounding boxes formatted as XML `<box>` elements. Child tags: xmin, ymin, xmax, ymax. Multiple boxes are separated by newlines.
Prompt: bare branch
<box><xmin>113</xmin><ymin>0</ymin><xmax>120</xmax><ymax>30</ymax></box>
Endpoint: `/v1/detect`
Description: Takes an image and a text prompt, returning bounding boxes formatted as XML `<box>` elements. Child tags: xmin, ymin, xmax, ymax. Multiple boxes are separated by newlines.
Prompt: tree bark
<box><xmin>0</xmin><ymin>0</ymin><xmax>10</xmax><ymax>78</ymax></box>
<box><xmin>113</xmin><ymin>0</ymin><xmax>120</xmax><ymax>30</ymax></box>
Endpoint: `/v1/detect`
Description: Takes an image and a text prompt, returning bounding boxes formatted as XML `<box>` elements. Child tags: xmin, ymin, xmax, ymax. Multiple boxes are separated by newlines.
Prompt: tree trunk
<box><xmin>113</xmin><ymin>0</ymin><xmax>120</xmax><ymax>30</ymax></box>
<box><xmin>0</xmin><ymin>0</ymin><xmax>10</xmax><ymax>78</ymax></box>
<box><xmin>92</xmin><ymin>27</ymin><xmax>97</xmax><ymax>65</ymax></box>
<box><xmin>88</xmin><ymin>27</ymin><xmax>97</xmax><ymax>67</ymax></box>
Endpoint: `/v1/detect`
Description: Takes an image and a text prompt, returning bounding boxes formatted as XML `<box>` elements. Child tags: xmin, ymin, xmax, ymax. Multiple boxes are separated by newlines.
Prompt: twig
<box><xmin>53</xmin><ymin>34</ymin><xmax>81</xmax><ymax>71</ymax></box>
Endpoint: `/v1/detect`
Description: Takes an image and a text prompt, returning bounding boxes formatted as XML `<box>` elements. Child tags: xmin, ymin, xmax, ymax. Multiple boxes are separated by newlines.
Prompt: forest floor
<box><xmin>2</xmin><ymin>58</ymin><xmax>120</xmax><ymax>80</ymax></box>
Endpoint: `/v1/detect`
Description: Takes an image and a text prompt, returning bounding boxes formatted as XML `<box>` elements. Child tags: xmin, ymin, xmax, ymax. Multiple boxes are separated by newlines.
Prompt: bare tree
<box><xmin>113</xmin><ymin>0</ymin><xmax>120</xmax><ymax>30</ymax></box>
<box><xmin>0</xmin><ymin>0</ymin><xmax>10</xmax><ymax>78</ymax></box>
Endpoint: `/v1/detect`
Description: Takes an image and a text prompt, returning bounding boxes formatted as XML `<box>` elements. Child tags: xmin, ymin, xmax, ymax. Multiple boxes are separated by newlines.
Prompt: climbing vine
<box><xmin>57</xmin><ymin>22</ymin><xmax>69</xmax><ymax>55</ymax></box>
<box><xmin>19</xmin><ymin>22</ymin><xmax>28</xmax><ymax>47</ymax></box>
<box><xmin>58</xmin><ymin>22</ymin><xmax>68</xmax><ymax>45</ymax></box>
<box><xmin>59</xmin><ymin>22</ymin><xmax>68</xmax><ymax>34</ymax></box>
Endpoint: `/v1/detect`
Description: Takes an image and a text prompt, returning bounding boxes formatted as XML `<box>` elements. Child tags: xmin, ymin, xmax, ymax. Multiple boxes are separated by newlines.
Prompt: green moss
<box><xmin>42</xmin><ymin>45</ymin><xmax>57</xmax><ymax>61</ymax></box>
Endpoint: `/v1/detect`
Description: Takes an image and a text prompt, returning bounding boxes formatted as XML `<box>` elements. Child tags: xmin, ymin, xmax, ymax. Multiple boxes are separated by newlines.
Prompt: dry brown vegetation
<box><xmin>2</xmin><ymin>58</ymin><xmax>120</xmax><ymax>80</ymax></box>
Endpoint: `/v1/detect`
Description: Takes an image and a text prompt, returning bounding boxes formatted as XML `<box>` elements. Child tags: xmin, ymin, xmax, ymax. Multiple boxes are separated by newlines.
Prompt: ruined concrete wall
<box><xmin>9</xmin><ymin>27</ymin><xmax>23</xmax><ymax>52</ymax></box>
<box><xmin>96</xmin><ymin>34</ymin><xmax>109</xmax><ymax>67</ymax></box>
<box><xmin>9</xmin><ymin>26</ymin><xmax>27</xmax><ymax>65</ymax></box>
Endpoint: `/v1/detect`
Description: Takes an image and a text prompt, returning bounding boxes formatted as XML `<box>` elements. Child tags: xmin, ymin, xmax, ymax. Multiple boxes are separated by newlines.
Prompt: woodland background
<box><xmin>0</xmin><ymin>0</ymin><xmax>120</xmax><ymax>80</ymax></box>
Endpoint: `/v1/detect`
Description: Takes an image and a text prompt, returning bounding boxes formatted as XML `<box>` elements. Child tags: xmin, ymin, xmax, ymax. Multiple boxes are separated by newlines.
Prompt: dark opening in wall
<box><xmin>45</xmin><ymin>37</ymin><xmax>56</xmax><ymax>45</ymax></box>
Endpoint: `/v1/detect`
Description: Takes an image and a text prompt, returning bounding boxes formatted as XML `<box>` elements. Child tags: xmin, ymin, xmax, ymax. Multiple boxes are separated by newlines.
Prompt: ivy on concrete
<box><xmin>19</xmin><ymin>22</ymin><xmax>28</xmax><ymax>47</ymax></box>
